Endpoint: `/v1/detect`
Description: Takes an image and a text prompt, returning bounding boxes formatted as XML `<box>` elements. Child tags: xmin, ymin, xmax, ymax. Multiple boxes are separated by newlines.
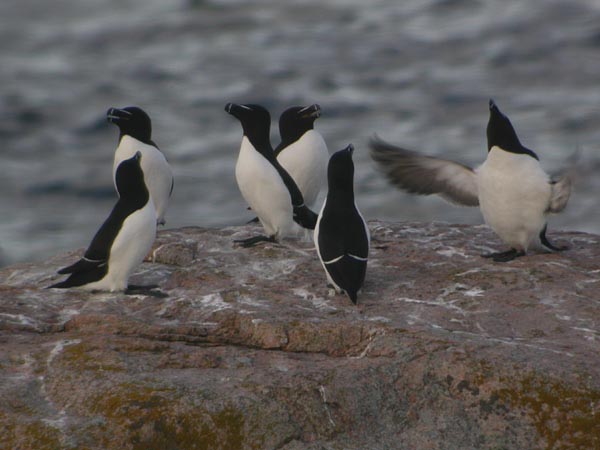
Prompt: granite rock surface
<box><xmin>1</xmin><ymin>221</ymin><xmax>599</xmax><ymax>449</ymax></box>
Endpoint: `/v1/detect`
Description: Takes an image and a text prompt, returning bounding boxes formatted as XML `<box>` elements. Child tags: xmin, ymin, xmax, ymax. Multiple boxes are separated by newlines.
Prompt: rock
<box><xmin>1</xmin><ymin>221</ymin><xmax>599</xmax><ymax>449</ymax></box>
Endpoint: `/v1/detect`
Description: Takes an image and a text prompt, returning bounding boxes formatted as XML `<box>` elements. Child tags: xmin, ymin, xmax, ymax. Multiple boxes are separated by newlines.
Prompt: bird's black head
<box><xmin>487</xmin><ymin>100</ymin><xmax>540</xmax><ymax>161</ymax></box>
<box><xmin>327</xmin><ymin>144</ymin><xmax>355</xmax><ymax>193</ymax></box>
<box><xmin>278</xmin><ymin>104</ymin><xmax>321</xmax><ymax>144</ymax></box>
<box><xmin>225</xmin><ymin>103</ymin><xmax>272</xmax><ymax>153</ymax></box>
<box><xmin>107</xmin><ymin>106</ymin><xmax>153</xmax><ymax>144</ymax></box>
<box><xmin>114</xmin><ymin>151</ymin><xmax>148</xmax><ymax>202</ymax></box>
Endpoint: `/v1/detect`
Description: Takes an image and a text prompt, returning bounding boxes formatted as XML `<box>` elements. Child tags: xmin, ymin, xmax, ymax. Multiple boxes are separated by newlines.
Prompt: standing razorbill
<box><xmin>369</xmin><ymin>99</ymin><xmax>573</xmax><ymax>262</ymax></box>
<box><xmin>107</xmin><ymin>106</ymin><xmax>173</xmax><ymax>225</ymax></box>
<box><xmin>314</xmin><ymin>144</ymin><xmax>370</xmax><ymax>304</ymax></box>
<box><xmin>274</xmin><ymin>104</ymin><xmax>329</xmax><ymax>209</ymax></box>
<box><xmin>225</xmin><ymin>103</ymin><xmax>318</xmax><ymax>247</ymax></box>
<box><xmin>50</xmin><ymin>152</ymin><xmax>157</xmax><ymax>291</ymax></box>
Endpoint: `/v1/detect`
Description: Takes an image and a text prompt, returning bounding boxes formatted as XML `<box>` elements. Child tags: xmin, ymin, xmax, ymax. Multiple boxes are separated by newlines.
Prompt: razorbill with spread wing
<box><xmin>107</xmin><ymin>106</ymin><xmax>173</xmax><ymax>226</ymax></box>
<box><xmin>315</xmin><ymin>144</ymin><xmax>369</xmax><ymax>304</ymax></box>
<box><xmin>370</xmin><ymin>99</ymin><xmax>572</xmax><ymax>262</ymax></box>
<box><xmin>274</xmin><ymin>104</ymin><xmax>329</xmax><ymax>209</ymax></box>
<box><xmin>50</xmin><ymin>152</ymin><xmax>157</xmax><ymax>291</ymax></box>
<box><xmin>225</xmin><ymin>103</ymin><xmax>318</xmax><ymax>247</ymax></box>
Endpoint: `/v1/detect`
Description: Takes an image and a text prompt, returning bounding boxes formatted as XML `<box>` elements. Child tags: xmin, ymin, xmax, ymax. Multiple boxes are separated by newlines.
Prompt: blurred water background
<box><xmin>2</xmin><ymin>0</ymin><xmax>600</xmax><ymax>267</ymax></box>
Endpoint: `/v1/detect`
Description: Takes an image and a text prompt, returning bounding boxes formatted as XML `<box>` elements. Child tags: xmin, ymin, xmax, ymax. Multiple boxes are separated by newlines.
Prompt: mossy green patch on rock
<box><xmin>61</xmin><ymin>341</ymin><xmax>125</xmax><ymax>372</ymax></box>
<box><xmin>496</xmin><ymin>373</ymin><xmax>600</xmax><ymax>450</ymax></box>
<box><xmin>0</xmin><ymin>412</ymin><xmax>63</xmax><ymax>450</ymax></box>
<box><xmin>88</xmin><ymin>383</ymin><xmax>249</xmax><ymax>450</ymax></box>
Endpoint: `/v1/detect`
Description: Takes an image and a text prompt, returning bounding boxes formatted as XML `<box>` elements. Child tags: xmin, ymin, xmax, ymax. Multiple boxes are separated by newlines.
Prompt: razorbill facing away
<box><xmin>274</xmin><ymin>104</ymin><xmax>329</xmax><ymax>209</ymax></box>
<box><xmin>50</xmin><ymin>152</ymin><xmax>157</xmax><ymax>291</ymax></box>
<box><xmin>314</xmin><ymin>144</ymin><xmax>370</xmax><ymax>304</ymax></box>
<box><xmin>107</xmin><ymin>106</ymin><xmax>173</xmax><ymax>226</ymax></box>
<box><xmin>370</xmin><ymin>99</ymin><xmax>573</xmax><ymax>262</ymax></box>
<box><xmin>225</xmin><ymin>103</ymin><xmax>317</xmax><ymax>247</ymax></box>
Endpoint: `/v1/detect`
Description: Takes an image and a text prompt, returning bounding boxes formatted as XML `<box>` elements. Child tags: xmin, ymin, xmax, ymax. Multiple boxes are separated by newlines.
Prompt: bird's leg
<box><xmin>234</xmin><ymin>235</ymin><xmax>277</xmax><ymax>248</ymax></box>
<box><xmin>539</xmin><ymin>226</ymin><xmax>568</xmax><ymax>252</ymax></box>
<box><xmin>482</xmin><ymin>248</ymin><xmax>525</xmax><ymax>262</ymax></box>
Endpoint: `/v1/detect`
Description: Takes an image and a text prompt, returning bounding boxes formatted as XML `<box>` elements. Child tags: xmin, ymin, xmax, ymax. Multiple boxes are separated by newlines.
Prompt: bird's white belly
<box><xmin>277</xmin><ymin>130</ymin><xmax>328</xmax><ymax>208</ymax></box>
<box><xmin>477</xmin><ymin>149</ymin><xmax>551</xmax><ymax>250</ymax></box>
<box><xmin>235</xmin><ymin>137</ymin><xmax>293</xmax><ymax>238</ymax></box>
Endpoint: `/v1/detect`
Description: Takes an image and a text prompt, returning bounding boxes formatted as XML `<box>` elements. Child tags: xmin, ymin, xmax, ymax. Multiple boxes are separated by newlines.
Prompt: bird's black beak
<box><xmin>225</xmin><ymin>103</ymin><xmax>253</xmax><ymax>119</ymax></box>
<box><xmin>225</xmin><ymin>102</ymin><xmax>247</xmax><ymax>118</ymax></box>
<box><xmin>300</xmin><ymin>103</ymin><xmax>321</xmax><ymax>119</ymax></box>
<box><xmin>344</xmin><ymin>143</ymin><xmax>354</xmax><ymax>155</ymax></box>
<box><xmin>488</xmin><ymin>99</ymin><xmax>507</xmax><ymax>120</ymax></box>
<box><xmin>107</xmin><ymin>107</ymin><xmax>132</xmax><ymax>124</ymax></box>
<box><xmin>134</xmin><ymin>151</ymin><xmax>142</xmax><ymax>161</ymax></box>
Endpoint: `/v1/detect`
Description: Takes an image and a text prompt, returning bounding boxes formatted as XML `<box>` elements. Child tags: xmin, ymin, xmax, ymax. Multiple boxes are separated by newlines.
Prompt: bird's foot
<box><xmin>234</xmin><ymin>235</ymin><xmax>277</xmax><ymax>248</ymax></box>
<box><xmin>125</xmin><ymin>284</ymin><xmax>168</xmax><ymax>298</ymax></box>
<box><xmin>481</xmin><ymin>249</ymin><xmax>525</xmax><ymax>262</ymax></box>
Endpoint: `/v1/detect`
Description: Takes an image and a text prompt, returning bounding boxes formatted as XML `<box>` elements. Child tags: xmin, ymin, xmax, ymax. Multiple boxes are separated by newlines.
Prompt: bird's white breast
<box><xmin>477</xmin><ymin>147</ymin><xmax>551</xmax><ymax>250</ymax></box>
<box><xmin>235</xmin><ymin>137</ymin><xmax>293</xmax><ymax>238</ymax></box>
<box><xmin>277</xmin><ymin>130</ymin><xmax>328</xmax><ymax>208</ymax></box>
<box><xmin>113</xmin><ymin>136</ymin><xmax>173</xmax><ymax>224</ymax></box>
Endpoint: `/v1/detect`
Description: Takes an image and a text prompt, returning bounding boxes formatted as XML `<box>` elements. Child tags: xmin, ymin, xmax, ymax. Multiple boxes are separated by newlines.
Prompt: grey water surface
<box><xmin>2</xmin><ymin>0</ymin><xmax>600</xmax><ymax>266</ymax></box>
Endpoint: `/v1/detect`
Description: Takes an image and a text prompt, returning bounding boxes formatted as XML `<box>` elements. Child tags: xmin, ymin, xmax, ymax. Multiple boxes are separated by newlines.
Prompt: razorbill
<box><xmin>314</xmin><ymin>144</ymin><xmax>370</xmax><ymax>304</ymax></box>
<box><xmin>50</xmin><ymin>152</ymin><xmax>157</xmax><ymax>291</ymax></box>
<box><xmin>107</xmin><ymin>106</ymin><xmax>173</xmax><ymax>226</ymax></box>
<box><xmin>274</xmin><ymin>104</ymin><xmax>329</xmax><ymax>209</ymax></box>
<box><xmin>225</xmin><ymin>103</ymin><xmax>318</xmax><ymax>247</ymax></box>
<box><xmin>369</xmin><ymin>99</ymin><xmax>573</xmax><ymax>262</ymax></box>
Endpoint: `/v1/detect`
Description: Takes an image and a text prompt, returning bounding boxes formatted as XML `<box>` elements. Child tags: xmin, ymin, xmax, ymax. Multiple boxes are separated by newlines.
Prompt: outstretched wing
<box><xmin>369</xmin><ymin>136</ymin><xmax>479</xmax><ymax>206</ymax></box>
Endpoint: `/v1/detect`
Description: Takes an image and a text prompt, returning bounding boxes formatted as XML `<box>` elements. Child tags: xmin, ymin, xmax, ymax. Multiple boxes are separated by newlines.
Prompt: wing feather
<box><xmin>547</xmin><ymin>148</ymin><xmax>579</xmax><ymax>213</ymax></box>
<box><xmin>548</xmin><ymin>173</ymin><xmax>573</xmax><ymax>213</ymax></box>
<box><xmin>369</xmin><ymin>137</ymin><xmax>479</xmax><ymax>206</ymax></box>
<box><xmin>57</xmin><ymin>257</ymin><xmax>106</xmax><ymax>275</ymax></box>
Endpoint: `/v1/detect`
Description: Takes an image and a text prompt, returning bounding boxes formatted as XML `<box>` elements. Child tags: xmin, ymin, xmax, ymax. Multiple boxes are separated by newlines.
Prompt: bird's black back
<box><xmin>317</xmin><ymin>146</ymin><xmax>368</xmax><ymax>302</ymax></box>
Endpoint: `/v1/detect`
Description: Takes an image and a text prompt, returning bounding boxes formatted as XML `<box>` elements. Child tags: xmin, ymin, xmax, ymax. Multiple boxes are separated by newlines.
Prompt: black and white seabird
<box><xmin>107</xmin><ymin>106</ymin><xmax>174</xmax><ymax>226</ymax></box>
<box><xmin>274</xmin><ymin>104</ymin><xmax>329</xmax><ymax>209</ymax></box>
<box><xmin>369</xmin><ymin>99</ymin><xmax>573</xmax><ymax>262</ymax></box>
<box><xmin>315</xmin><ymin>144</ymin><xmax>370</xmax><ymax>304</ymax></box>
<box><xmin>50</xmin><ymin>152</ymin><xmax>157</xmax><ymax>291</ymax></box>
<box><xmin>225</xmin><ymin>103</ymin><xmax>317</xmax><ymax>247</ymax></box>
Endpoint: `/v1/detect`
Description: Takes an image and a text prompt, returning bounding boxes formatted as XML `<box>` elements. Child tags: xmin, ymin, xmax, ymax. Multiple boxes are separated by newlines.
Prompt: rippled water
<box><xmin>2</xmin><ymin>0</ymin><xmax>600</xmax><ymax>266</ymax></box>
